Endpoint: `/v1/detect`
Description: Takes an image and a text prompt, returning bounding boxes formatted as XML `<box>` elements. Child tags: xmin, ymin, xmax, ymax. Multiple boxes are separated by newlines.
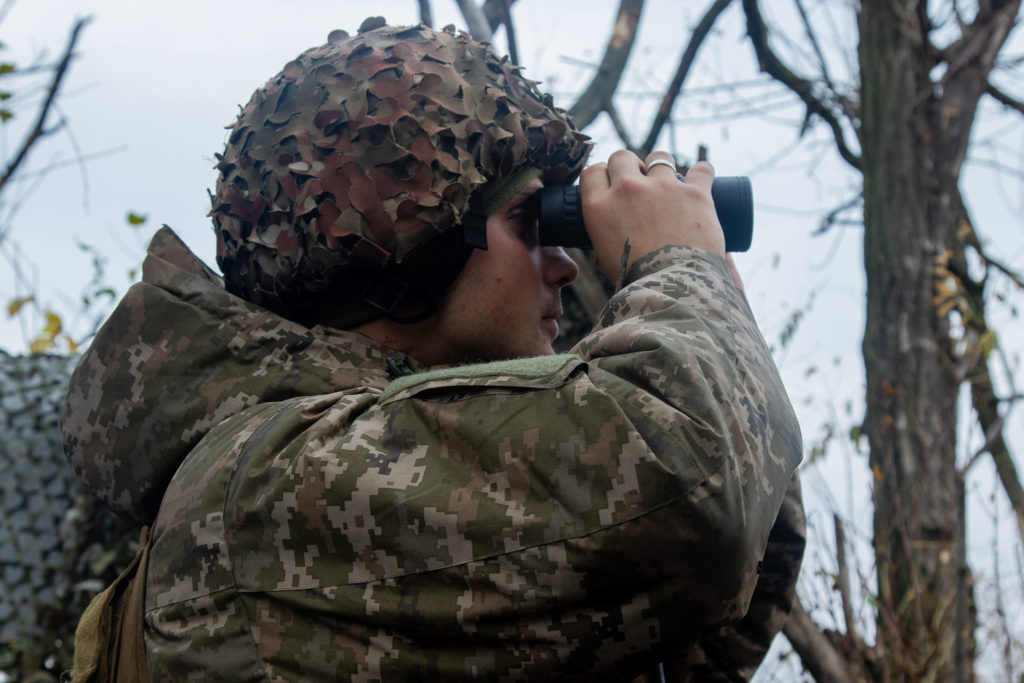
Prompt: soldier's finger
<box><xmin>682</xmin><ymin>160</ymin><xmax>715</xmax><ymax>192</ymax></box>
<box><xmin>579</xmin><ymin>161</ymin><xmax>610</xmax><ymax>193</ymax></box>
<box><xmin>605</xmin><ymin>149</ymin><xmax>644</xmax><ymax>181</ymax></box>
<box><xmin>643</xmin><ymin>152</ymin><xmax>678</xmax><ymax>178</ymax></box>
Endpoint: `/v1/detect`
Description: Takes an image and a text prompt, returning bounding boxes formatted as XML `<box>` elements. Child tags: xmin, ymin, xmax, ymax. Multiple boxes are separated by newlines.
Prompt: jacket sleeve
<box><xmin>571</xmin><ymin>245</ymin><xmax>804</xmax><ymax>666</ymax></box>
<box><xmin>657</xmin><ymin>474</ymin><xmax>806</xmax><ymax>681</ymax></box>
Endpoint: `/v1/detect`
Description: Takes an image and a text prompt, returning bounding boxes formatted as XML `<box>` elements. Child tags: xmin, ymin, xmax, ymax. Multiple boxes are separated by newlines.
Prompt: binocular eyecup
<box><xmin>534</xmin><ymin>176</ymin><xmax>753</xmax><ymax>253</ymax></box>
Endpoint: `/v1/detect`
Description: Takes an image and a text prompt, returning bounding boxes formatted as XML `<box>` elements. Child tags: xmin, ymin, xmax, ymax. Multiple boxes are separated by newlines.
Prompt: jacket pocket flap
<box><xmin>379</xmin><ymin>353</ymin><xmax>586</xmax><ymax>404</ymax></box>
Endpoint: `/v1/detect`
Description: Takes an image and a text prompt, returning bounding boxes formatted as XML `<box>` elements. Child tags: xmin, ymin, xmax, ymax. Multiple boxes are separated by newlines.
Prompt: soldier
<box><xmin>63</xmin><ymin>19</ymin><xmax>804</xmax><ymax>682</ymax></box>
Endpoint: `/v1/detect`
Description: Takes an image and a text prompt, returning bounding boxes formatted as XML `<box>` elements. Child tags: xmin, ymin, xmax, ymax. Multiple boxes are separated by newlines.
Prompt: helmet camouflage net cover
<box><xmin>212</xmin><ymin>19</ymin><xmax>591</xmax><ymax>323</ymax></box>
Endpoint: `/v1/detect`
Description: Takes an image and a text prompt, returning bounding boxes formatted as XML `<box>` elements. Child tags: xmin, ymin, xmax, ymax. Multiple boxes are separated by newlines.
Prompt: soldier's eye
<box><xmin>510</xmin><ymin>209</ymin><xmax>539</xmax><ymax>247</ymax></box>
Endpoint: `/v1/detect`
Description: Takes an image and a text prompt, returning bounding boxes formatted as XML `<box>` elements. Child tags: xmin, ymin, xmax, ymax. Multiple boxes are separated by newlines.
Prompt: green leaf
<box><xmin>779</xmin><ymin>309</ymin><xmax>803</xmax><ymax>350</ymax></box>
<box><xmin>127</xmin><ymin>212</ymin><xmax>147</xmax><ymax>225</ymax></box>
<box><xmin>42</xmin><ymin>311</ymin><xmax>62</xmax><ymax>337</ymax></box>
<box><xmin>0</xmin><ymin>63</ymin><xmax>15</xmax><ymax>74</ymax></box>
<box><xmin>0</xmin><ymin>92</ymin><xmax>10</xmax><ymax>101</ymax></box>
<box><xmin>849</xmin><ymin>424</ymin><xmax>862</xmax><ymax>443</ymax></box>
<box><xmin>979</xmin><ymin>329</ymin><xmax>999</xmax><ymax>359</ymax></box>
<box><xmin>848</xmin><ymin>425</ymin><xmax>864</xmax><ymax>454</ymax></box>
<box><xmin>7</xmin><ymin>296</ymin><xmax>33</xmax><ymax>317</ymax></box>
<box><xmin>0</xmin><ymin>109</ymin><xmax>12</xmax><ymax>123</ymax></box>
<box><xmin>29</xmin><ymin>337</ymin><xmax>54</xmax><ymax>354</ymax></box>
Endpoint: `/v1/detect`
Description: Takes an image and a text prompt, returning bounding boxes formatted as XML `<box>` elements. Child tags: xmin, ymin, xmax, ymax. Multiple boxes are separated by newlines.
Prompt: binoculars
<box><xmin>534</xmin><ymin>177</ymin><xmax>753</xmax><ymax>253</ymax></box>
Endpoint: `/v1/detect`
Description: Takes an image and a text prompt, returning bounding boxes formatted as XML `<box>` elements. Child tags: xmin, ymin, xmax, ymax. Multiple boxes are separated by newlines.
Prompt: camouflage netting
<box><xmin>212</xmin><ymin>18</ymin><xmax>590</xmax><ymax>322</ymax></box>
<box><xmin>0</xmin><ymin>352</ymin><xmax>76</xmax><ymax>645</ymax></box>
<box><xmin>0</xmin><ymin>351</ymin><xmax>134</xmax><ymax>681</ymax></box>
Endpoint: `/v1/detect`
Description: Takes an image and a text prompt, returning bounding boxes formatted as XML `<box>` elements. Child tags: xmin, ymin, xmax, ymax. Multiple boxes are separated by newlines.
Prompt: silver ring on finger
<box><xmin>645</xmin><ymin>158</ymin><xmax>677</xmax><ymax>174</ymax></box>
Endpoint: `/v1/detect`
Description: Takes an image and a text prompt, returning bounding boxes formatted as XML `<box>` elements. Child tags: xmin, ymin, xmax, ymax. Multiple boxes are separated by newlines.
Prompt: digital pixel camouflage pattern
<box><xmin>62</xmin><ymin>227</ymin><xmax>804</xmax><ymax>681</ymax></box>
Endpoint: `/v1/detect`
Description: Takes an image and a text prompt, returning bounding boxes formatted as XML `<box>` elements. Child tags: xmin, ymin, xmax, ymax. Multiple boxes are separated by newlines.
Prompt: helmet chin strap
<box><xmin>359</xmin><ymin>193</ymin><xmax>489</xmax><ymax>324</ymax></box>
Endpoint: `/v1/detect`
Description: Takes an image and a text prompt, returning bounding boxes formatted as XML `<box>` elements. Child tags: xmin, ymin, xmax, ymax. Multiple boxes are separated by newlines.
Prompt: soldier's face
<box><xmin>432</xmin><ymin>178</ymin><xmax>579</xmax><ymax>362</ymax></box>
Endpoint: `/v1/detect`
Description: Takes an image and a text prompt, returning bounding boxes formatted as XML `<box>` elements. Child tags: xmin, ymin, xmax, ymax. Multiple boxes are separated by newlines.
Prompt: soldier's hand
<box><xmin>579</xmin><ymin>150</ymin><xmax>726</xmax><ymax>279</ymax></box>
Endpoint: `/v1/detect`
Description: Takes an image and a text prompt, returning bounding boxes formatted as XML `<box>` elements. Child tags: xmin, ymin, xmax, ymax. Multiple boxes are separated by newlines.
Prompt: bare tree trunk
<box><xmin>860</xmin><ymin>3</ymin><xmax>960</xmax><ymax>676</ymax></box>
<box><xmin>859</xmin><ymin>1</ymin><xmax>1018</xmax><ymax>678</ymax></box>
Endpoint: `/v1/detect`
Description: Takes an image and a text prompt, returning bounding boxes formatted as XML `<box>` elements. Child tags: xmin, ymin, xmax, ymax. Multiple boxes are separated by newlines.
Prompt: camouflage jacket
<box><xmin>62</xmin><ymin>227</ymin><xmax>804</xmax><ymax>681</ymax></box>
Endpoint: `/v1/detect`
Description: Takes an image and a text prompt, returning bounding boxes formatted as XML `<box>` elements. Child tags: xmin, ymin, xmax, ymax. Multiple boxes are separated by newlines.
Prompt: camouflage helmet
<box><xmin>212</xmin><ymin>19</ymin><xmax>590</xmax><ymax>326</ymax></box>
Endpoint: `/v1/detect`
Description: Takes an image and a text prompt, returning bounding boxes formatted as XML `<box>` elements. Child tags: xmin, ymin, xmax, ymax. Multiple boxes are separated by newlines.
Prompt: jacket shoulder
<box><xmin>379</xmin><ymin>353</ymin><xmax>586</xmax><ymax>403</ymax></box>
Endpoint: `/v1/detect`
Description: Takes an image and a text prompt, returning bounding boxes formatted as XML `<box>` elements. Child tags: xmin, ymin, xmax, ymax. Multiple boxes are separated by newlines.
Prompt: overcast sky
<box><xmin>2</xmin><ymin>0</ymin><xmax>869</xmax><ymax>357</ymax></box>
<box><xmin>3</xmin><ymin>1</ymin><xmax>1024</xmax><ymax>674</ymax></box>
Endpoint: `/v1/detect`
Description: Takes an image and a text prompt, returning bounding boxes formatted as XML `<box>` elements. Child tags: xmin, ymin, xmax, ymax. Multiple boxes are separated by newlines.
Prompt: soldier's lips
<box><xmin>541</xmin><ymin>311</ymin><xmax>561</xmax><ymax>338</ymax></box>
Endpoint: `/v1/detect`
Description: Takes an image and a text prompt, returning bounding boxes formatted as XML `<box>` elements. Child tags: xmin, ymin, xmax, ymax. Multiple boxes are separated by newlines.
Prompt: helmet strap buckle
<box><xmin>361</xmin><ymin>271</ymin><xmax>412</xmax><ymax>317</ymax></box>
<box><xmin>360</xmin><ymin>270</ymin><xmax>445</xmax><ymax>325</ymax></box>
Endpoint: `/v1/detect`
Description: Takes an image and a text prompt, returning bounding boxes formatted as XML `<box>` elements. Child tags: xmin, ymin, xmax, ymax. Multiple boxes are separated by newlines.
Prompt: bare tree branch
<box><xmin>984</xmin><ymin>253</ymin><xmax>1024</xmax><ymax>288</ymax></box>
<box><xmin>0</xmin><ymin>0</ymin><xmax>15</xmax><ymax>25</ymax></box>
<box><xmin>986</xmin><ymin>83</ymin><xmax>1024</xmax><ymax>114</ymax></box>
<box><xmin>0</xmin><ymin>17</ymin><xmax>89</xmax><ymax>195</ymax></box>
<box><xmin>833</xmin><ymin>517</ymin><xmax>863</xmax><ymax>656</ymax></box>
<box><xmin>417</xmin><ymin>0</ymin><xmax>433</xmax><ymax>27</ymax></box>
<box><xmin>794</xmin><ymin>0</ymin><xmax>837</xmax><ymax>93</ymax></box>
<box><xmin>568</xmin><ymin>0</ymin><xmax>644</xmax><ymax>131</ymax></box>
<box><xmin>782</xmin><ymin>598</ymin><xmax>856</xmax><ymax>683</ymax></box>
<box><xmin>639</xmin><ymin>0</ymin><xmax>732</xmax><ymax>155</ymax></box>
<box><xmin>454</xmin><ymin>0</ymin><xmax>493</xmax><ymax>41</ymax></box>
<box><xmin>499</xmin><ymin>0</ymin><xmax>519</xmax><ymax>65</ymax></box>
<box><xmin>740</xmin><ymin>0</ymin><xmax>861</xmax><ymax>170</ymax></box>
<box><xmin>605</xmin><ymin>101</ymin><xmax>638</xmax><ymax>153</ymax></box>
<box><xmin>483</xmin><ymin>0</ymin><xmax>520</xmax><ymax>32</ymax></box>
<box><xmin>953</xmin><ymin>472</ymin><xmax>970</xmax><ymax>683</ymax></box>
<box><xmin>942</xmin><ymin>0</ymin><xmax>1020</xmax><ymax>79</ymax></box>
<box><xmin>968</xmin><ymin>352</ymin><xmax>1024</xmax><ymax>541</ymax></box>
<box><xmin>455</xmin><ymin>0</ymin><xmax>518</xmax><ymax>63</ymax></box>
<box><xmin>949</xmin><ymin>195</ymin><xmax>1024</xmax><ymax>547</ymax></box>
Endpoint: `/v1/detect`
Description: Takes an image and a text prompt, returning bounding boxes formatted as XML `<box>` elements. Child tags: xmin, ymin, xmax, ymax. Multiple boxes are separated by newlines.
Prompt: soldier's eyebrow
<box><xmin>505</xmin><ymin>181</ymin><xmax>543</xmax><ymax>210</ymax></box>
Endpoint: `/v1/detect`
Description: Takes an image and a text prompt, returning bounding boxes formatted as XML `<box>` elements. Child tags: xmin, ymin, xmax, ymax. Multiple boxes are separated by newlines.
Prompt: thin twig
<box><xmin>963</xmin><ymin>410</ymin><xmax>1009</xmax><ymax>472</ymax></box>
<box><xmin>972</xmin><ymin>242</ymin><xmax>1024</xmax><ymax>290</ymax></box>
<box><xmin>604</xmin><ymin>101</ymin><xmax>638</xmax><ymax>154</ymax></box>
<box><xmin>0</xmin><ymin>17</ymin><xmax>90</xmax><ymax>195</ymax></box>
<box><xmin>794</xmin><ymin>0</ymin><xmax>837</xmax><ymax>93</ymax></box>
<box><xmin>986</xmin><ymin>83</ymin><xmax>1024</xmax><ymax>114</ymax></box>
<box><xmin>454</xmin><ymin>0</ymin><xmax>492</xmax><ymax>41</ymax></box>
<box><xmin>53</xmin><ymin>103</ymin><xmax>90</xmax><ymax>212</ymax></box>
<box><xmin>639</xmin><ymin>0</ymin><xmax>732</xmax><ymax>155</ymax></box>
<box><xmin>811</xmin><ymin>193</ymin><xmax>862</xmax><ymax>237</ymax></box>
<box><xmin>482</xmin><ymin>0</ymin><xmax>520</xmax><ymax>32</ymax></box>
<box><xmin>834</xmin><ymin>517</ymin><xmax>859</xmax><ymax>645</ymax></box>
<box><xmin>500</xmin><ymin>0</ymin><xmax>519</xmax><ymax>65</ymax></box>
<box><xmin>0</xmin><ymin>0</ymin><xmax>15</xmax><ymax>25</ymax></box>
<box><xmin>417</xmin><ymin>0</ymin><xmax>433</xmax><ymax>27</ymax></box>
<box><xmin>0</xmin><ymin>144</ymin><xmax>127</xmax><ymax>185</ymax></box>
<box><xmin>740</xmin><ymin>0</ymin><xmax>861</xmax><ymax>170</ymax></box>
<box><xmin>835</xmin><ymin>515</ymin><xmax>874</xmax><ymax>680</ymax></box>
